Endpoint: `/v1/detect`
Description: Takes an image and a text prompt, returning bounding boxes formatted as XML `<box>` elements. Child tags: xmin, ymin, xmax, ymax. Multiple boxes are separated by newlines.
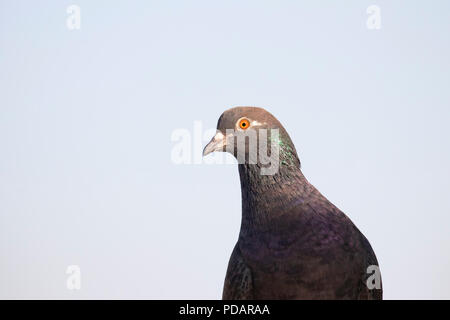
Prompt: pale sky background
<box><xmin>1</xmin><ymin>1</ymin><xmax>449</xmax><ymax>299</ymax></box>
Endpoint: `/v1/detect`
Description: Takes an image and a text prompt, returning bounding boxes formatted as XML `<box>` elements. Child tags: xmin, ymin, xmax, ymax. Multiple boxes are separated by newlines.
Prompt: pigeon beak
<box><xmin>203</xmin><ymin>131</ymin><xmax>227</xmax><ymax>157</ymax></box>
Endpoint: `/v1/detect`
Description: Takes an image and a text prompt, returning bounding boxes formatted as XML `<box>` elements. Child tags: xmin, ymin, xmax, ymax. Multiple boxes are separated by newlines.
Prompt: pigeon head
<box><xmin>203</xmin><ymin>107</ymin><xmax>300</xmax><ymax>173</ymax></box>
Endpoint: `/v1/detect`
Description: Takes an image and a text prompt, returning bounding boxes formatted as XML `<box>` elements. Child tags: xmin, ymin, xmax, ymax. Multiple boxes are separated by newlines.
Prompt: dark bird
<box><xmin>203</xmin><ymin>106</ymin><xmax>382</xmax><ymax>300</ymax></box>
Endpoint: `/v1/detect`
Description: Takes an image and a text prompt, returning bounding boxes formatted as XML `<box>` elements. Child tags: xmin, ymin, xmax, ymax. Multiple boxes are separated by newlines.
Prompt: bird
<box><xmin>203</xmin><ymin>106</ymin><xmax>382</xmax><ymax>300</ymax></box>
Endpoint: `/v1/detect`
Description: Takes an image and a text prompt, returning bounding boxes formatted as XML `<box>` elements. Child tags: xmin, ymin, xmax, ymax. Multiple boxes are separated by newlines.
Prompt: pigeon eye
<box><xmin>239</xmin><ymin>119</ymin><xmax>250</xmax><ymax>130</ymax></box>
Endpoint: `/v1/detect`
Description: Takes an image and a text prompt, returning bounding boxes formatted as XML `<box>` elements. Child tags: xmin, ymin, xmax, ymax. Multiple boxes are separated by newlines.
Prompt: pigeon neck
<box><xmin>238</xmin><ymin>163</ymin><xmax>313</xmax><ymax>230</ymax></box>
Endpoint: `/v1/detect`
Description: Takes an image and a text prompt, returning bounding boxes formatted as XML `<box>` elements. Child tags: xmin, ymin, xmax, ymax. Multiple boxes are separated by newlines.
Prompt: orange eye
<box><xmin>239</xmin><ymin>119</ymin><xmax>250</xmax><ymax>130</ymax></box>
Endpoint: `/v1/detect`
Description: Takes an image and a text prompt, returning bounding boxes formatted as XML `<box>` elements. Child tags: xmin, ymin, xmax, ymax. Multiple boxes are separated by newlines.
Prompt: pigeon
<box><xmin>203</xmin><ymin>106</ymin><xmax>382</xmax><ymax>300</ymax></box>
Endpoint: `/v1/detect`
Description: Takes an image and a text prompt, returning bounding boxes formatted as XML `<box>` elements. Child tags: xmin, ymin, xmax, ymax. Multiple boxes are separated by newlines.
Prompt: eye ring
<box><xmin>238</xmin><ymin>118</ymin><xmax>250</xmax><ymax>130</ymax></box>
